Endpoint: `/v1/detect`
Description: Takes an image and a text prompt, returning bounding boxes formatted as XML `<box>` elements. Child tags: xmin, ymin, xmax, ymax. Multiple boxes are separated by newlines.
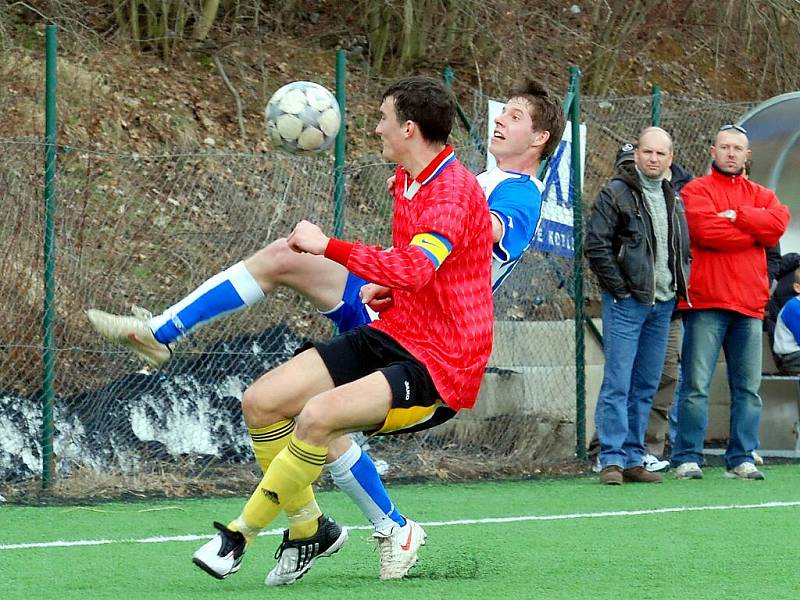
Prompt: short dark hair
<box><xmin>382</xmin><ymin>77</ymin><xmax>455</xmax><ymax>145</ymax></box>
<box><xmin>508</xmin><ymin>80</ymin><xmax>565</xmax><ymax>159</ymax></box>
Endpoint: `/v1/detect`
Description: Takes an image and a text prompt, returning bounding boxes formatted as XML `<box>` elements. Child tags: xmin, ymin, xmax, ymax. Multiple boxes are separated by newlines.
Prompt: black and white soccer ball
<box><xmin>265</xmin><ymin>81</ymin><xmax>341</xmax><ymax>154</ymax></box>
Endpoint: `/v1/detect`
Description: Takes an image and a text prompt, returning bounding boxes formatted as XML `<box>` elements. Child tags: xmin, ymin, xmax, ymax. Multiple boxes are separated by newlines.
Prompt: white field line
<box><xmin>2</xmin><ymin>500</ymin><xmax>799</xmax><ymax>551</ymax></box>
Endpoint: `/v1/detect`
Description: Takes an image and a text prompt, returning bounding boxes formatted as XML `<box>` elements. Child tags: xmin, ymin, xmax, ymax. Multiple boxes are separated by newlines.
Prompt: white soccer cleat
<box><xmin>373</xmin><ymin>518</ymin><xmax>427</xmax><ymax>580</ymax></box>
<box><xmin>86</xmin><ymin>306</ymin><xmax>172</xmax><ymax>368</ymax></box>
<box><xmin>266</xmin><ymin>515</ymin><xmax>348</xmax><ymax>586</ymax></box>
<box><xmin>192</xmin><ymin>522</ymin><xmax>247</xmax><ymax>579</ymax></box>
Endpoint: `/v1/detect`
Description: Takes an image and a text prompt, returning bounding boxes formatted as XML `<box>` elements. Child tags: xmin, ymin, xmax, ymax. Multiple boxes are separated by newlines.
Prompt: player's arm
<box><xmin>488</xmin><ymin>180</ymin><xmax>543</xmax><ymax>263</ymax></box>
<box><xmin>287</xmin><ymin>202</ymin><xmax>463</xmax><ymax>292</ymax></box>
<box><xmin>338</xmin><ymin>193</ymin><xmax>469</xmax><ymax>290</ymax></box>
<box><xmin>360</xmin><ymin>283</ymin><xmax>393</xmax><ymax>312</ymax></box>
<box><xmin>326</xmin><ymin>230</ymin><xmax>451</xmax><ymax>292</ymax></box>
<box><xmin>491</xmin><ymin>214</ymin><xmax>503</xmax><ymax>243</ymax></box>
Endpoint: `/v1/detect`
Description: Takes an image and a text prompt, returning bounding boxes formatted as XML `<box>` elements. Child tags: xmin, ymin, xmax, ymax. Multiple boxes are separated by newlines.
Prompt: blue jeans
<box><xmin>672</xmin><ymin>310</ymin><xmax>763</xmax><ymax>470</ymax></box>
<box><xmin>596</xmin><ymin>292</ymin><xmax>675</xmax><ymax>469</ymax></box>
<box><xmin>668</xmin><ymin>369</ymin><xmax>679</xmax><ymax>450</ymax></box>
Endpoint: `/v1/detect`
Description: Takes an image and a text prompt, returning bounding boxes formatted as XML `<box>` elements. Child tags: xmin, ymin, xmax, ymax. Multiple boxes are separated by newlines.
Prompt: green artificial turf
<box><xmin>2</xmin><ymin>465</ymin><xmax>799</xmax><ymax>599</ymax></box>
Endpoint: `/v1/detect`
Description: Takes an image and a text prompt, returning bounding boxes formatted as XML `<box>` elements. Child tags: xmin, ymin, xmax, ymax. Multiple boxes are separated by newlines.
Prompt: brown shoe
<box><xmin>623</xmin><ymin>466</ymin><xmax>663</xmax><ymax>483</ymax></box>
<box><xmin>600</xmin><ymin>465</ymin><xmax>623</xmax><ymax>485</ymax></box>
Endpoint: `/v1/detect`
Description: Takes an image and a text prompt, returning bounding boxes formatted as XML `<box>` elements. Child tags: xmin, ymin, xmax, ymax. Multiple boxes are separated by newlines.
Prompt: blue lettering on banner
<box><xmin>530</xmin><ymin>139</ymin><xmax>575</xmax><ymax>257</ymax></box>
<box><xmin>533</xmin><ymin>220</ymin><xmax>574</xmax><ymax>257</ymax></box>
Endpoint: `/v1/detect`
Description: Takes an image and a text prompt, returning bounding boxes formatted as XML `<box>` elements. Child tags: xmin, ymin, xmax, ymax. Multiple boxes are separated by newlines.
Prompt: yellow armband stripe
<box><xmin>410</xmin><ymin>232</ymin><xmax>452</xmax><ymax>269</ymax></box>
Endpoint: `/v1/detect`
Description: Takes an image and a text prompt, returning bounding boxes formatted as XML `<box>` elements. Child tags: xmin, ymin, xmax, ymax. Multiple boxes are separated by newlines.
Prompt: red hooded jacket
<box><xmin>677</xmin><ymin>167</ymin><xmax>790</xmax><ymax>318</ymax></box>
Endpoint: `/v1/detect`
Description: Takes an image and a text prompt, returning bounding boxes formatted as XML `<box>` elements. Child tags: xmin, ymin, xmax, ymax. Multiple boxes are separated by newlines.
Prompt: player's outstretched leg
<box><xmin>266</xmin><ymin>514</ymin><xmax>348</xmax><ymax>586</ymax></box>
<box><xmin>192</xmin><ymin>521</ymin><xmax>248</xmax><ymax>579</ymax></box>
<box><xmin>87</xmin><ymin>260</ymin><xmax>265</xmax><ymax>367</ymax></box>
<box><xmin>86</xmin><ymin>242</ymin><xmax>349</xmax><ymax>368</ymax></box>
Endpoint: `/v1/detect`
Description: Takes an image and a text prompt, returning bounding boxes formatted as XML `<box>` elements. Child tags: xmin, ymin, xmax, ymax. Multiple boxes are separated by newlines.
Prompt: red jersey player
<box><xmin>192</xmin><ymin>76</ymin><xmax>494</xmax><ymax>582</ymax></box>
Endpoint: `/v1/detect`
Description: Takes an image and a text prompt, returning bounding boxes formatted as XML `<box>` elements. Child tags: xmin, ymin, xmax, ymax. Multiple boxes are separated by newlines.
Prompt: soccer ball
<box><xmin>265</xmin><ymin>81</ymin><xmax>341</xmax><ymax>154</ymax></box>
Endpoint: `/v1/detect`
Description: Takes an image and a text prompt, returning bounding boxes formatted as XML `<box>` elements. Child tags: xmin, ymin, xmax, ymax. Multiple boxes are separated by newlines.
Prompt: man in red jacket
<box><xmin>672</xmin><ymin>124</ymin><xmax>790</xmax><ymax>481</ymax></box>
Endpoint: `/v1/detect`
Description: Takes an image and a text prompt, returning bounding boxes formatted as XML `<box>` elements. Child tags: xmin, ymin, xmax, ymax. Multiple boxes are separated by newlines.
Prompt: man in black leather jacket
<box><xmin>585</xmin><ymin>127</ymin><xmax>690</xmax><ymax>485</ymax></box>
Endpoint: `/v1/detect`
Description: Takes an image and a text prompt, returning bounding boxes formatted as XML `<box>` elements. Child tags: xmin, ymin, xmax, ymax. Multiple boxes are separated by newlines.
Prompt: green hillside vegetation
<box><xmin>3</xmin><ymin>1</ymin><xmax>800</xmax><ymax>151</ymax></box>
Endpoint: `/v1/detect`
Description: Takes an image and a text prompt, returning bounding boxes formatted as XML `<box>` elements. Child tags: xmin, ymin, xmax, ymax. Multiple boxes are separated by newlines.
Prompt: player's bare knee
<box><xmin>266</xmin><ymin>238</ymin><xmax>300</xmax><ymax>280</ymax></box>
<box><xmin>243</xmin><ymin>238</ymin><xmax>292</xmax><ymax>290</ymax></box>
<box><xmin>326</xmin><ymin>435</ymin><xmax>353</xmax><ymax>462</ymax></box>
<box><xmin>240</xmin><ymin>386</ymin><xmax>262</xmax><ymax>425</ymax></box>
<box><xmin>241</xmin><ymin>385</ymin><xmax>282</xmax><ymax>428</ymax></box>
<box><xmin>294</xmin><ymin>398</ymin><xmax>335</xmax><ymax>445</ymax></box>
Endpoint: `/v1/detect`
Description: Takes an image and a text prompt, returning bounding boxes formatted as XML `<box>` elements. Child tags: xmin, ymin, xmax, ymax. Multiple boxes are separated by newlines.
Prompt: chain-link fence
<box><xmin>0</xmin><ymin>85</ymin><xmax>761</xmax><ymax>501</ymax></box>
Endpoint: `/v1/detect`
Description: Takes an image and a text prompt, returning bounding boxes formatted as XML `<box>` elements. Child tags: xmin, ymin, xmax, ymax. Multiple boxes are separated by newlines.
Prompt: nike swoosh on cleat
<box><xmin>127</xmin><ymin>332</ymin><xmax>156</xmax><ymax>350</ymax></box>
<box><xmin>128</xmin><ymin>333</ymin><xmax>165</xmax><ymax>354</ymax></box>
<box><xmin>400</xmin><ymin>526</ymin><xmax>414</xmax><ymax>551</ymax></box>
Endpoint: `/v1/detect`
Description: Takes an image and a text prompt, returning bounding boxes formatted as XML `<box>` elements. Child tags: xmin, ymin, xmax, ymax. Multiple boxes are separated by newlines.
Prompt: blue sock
<box><xmin>148</xmin><ymin>261</ymin><xmax>264</xmax><ymax>344</ymax></box>
<box><xmin>327</xmin><ymin>438</ymin><xmax>406</xmax><ymax>535</ymax></box>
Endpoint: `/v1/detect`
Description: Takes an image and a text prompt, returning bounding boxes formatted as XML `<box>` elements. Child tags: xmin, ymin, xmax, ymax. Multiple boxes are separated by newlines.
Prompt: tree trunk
<box><xmin>193</xmin><ymin>0</ymin><xmax>221</xmax><ymax>42</ymax></box>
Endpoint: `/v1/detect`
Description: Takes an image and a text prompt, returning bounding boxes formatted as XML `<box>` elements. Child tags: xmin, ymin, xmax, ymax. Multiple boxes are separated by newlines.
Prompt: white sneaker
<box><xmin>725</xmin><ymin>462</ymin><xmax>765</xmax><ymax>480</ymax></box>
<box><xmin>192</xmin><ymin>522</ymin><xmax>247</xmax><ymax>579</ymax></box>
<box><xmin>86</xmin><ymin>306</ymin><xmax>172</xmax><ymax>368</ymax></box>
<box><xmin>591</xmin><ymin>456</ymin><xmax>602</xmax><ymax>474</ymax></box>
<box><xmin>643</xmin><ymin>453</ymin><xmax>670</xmax><ymax>473</ymax></box>
<box><xmin>373</xmin><ymin>518</ymin><xmax>427</xmax><ymax>580</ymax></box>
<box><xmin>674</xmin><ymin>462</ymin><xmax>703</xmax><ymax>480</ymax></box>
<box><xmin>752</xmin><ymin>451</ymin><xmax>764</xmax><ymax>466</ymax></box>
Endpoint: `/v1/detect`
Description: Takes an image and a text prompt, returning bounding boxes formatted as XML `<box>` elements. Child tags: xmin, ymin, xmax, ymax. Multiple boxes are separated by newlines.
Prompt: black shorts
<box><xmin>311</xmin><ymin>326</ymin><xmax>457</xmax><ymax>436</ymax></box>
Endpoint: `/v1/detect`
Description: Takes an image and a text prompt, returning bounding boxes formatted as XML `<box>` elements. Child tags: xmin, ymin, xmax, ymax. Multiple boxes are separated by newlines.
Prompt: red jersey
<box><xmin>325</xmin><ymin>145</ymin><xmax>494</xmax><ymax>410</ymax></box>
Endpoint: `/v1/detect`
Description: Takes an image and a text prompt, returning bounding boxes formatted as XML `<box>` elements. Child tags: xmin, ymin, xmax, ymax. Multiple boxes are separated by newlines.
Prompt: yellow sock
<box><xmin>241</xmin><ymin>434</ymin><xmax>327</xmax><ymax>531</ymax></box>
<box><xmin>232</xmin><ymin>487</ymin><xmax>321</xmax><ymax>542</ymax></box>
<box><xmin>249</xmin><ymin>419</ymin><xmax>296</xmax><ymax>473</ymax></box>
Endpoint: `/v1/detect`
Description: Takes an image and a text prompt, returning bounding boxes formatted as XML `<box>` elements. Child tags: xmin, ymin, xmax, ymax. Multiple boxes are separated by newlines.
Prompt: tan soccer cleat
<box><xmin>373</xmin><ymin>518</ymin><xmax>426</xmax><ymax>580</ymax></box>
<box><xmin>86</xmin><ymin>306</ymin><xmax>172</xmax><ymax>368</ymax></box>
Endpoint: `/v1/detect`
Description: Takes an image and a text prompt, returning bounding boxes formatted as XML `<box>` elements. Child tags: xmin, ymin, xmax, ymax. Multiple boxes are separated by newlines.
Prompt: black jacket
<box><xmin>765</xmin><ymin>252</ymin><xmax>800</xmax><ymax>335</ymax></box>
<box><xmin>670</xmin><ymin>162</ymin><xmax>693</xmax><ymax>195</ymax></box>
<box><xmin>585</xmin><ymin>163</ymin><xmax>690</xmax><ymax>304</ymax></box>
<box><xmin>766</xmin><ymin>242</ymin><xmax>782</xmax><ymax>285</ymax></box>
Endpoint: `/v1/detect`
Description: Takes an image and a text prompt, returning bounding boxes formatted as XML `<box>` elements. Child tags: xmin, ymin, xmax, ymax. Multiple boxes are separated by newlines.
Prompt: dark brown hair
<box><xmin>508</xmin><ymin>80</ymin><xmax>565</xmax><ymax>159</ymax></box>
<box><xmin>382</xmin><ymin>76</ymin><xmax>456</xmax><ymax>145</ymax></box>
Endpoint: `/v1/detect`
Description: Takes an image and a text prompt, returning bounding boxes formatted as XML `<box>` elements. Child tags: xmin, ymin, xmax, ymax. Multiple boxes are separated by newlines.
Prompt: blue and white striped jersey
<box><xmin>477</xmin><ymin>167</ymin><xmax>544</xmax><ymax>292</ymax></box>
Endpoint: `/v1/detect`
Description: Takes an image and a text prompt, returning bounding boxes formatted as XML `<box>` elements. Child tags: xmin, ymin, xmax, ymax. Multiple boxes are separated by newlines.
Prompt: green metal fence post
<box><xmin>441</xmin><ymin>65</ymin><xmax>486</xmax><ymax>155</ymax></box>
<box><xmin>333</xmin><ymin>48</ymin><xmax>347</xmax><ymax>239</ymax></box>
<box><xmin>569</xmin><ymin>65</ymin><xmax>586</xmax><ymax>460</ymax></box>
<box><xmin>651</xmin><ymin>84</ymin><xmax>662</xmax><ymax>127</ymax></box>
<box><xmin>42</xmin><ymin>24</ymin><xmax>58</xmax><ymax>490</ymax></box>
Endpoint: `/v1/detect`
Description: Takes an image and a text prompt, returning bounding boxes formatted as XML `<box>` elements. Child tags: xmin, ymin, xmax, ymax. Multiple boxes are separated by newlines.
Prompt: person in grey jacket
<box><xmin>585</xmin><ymin>127</ymin><xmax>690</xmax><ymax>485</ymax></box>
